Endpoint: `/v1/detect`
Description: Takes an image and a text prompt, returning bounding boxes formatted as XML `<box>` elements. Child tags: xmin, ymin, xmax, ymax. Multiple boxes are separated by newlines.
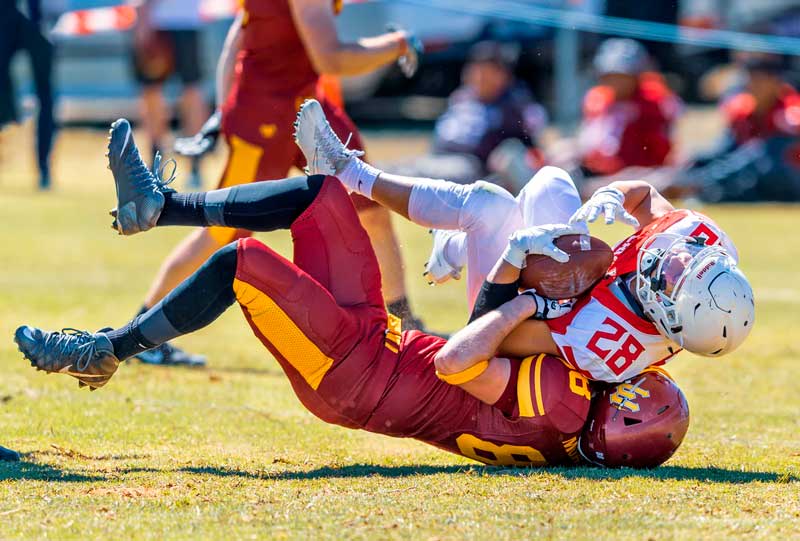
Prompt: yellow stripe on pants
<box><xmin>209</xmin><ymin>135</ymin><xmax>264</xmax><ymax>245</ymax></box>
<box><xmin>234</xmin><ymin>278</ymin><xmax>334</xmax><ymax>390</ymax></box>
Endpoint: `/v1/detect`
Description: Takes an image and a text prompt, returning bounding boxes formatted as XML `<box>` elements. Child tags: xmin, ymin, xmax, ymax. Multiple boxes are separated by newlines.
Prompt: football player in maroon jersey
<box><xmin>129</xmin><ymin>0</ymin><xmax>424</xmax><ymax>366</ymax></box>
<box><xmin>17</xmin><ymin>120</ymin><xmax>590</xmax><ymax>468</ymax></box>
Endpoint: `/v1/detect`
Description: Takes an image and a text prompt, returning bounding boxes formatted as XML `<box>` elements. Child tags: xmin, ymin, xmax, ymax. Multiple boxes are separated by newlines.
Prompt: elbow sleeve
<box><xmin>468</xmin><ymin>280</ymin><xmax>520</xmax><ymax>323</ymax></box>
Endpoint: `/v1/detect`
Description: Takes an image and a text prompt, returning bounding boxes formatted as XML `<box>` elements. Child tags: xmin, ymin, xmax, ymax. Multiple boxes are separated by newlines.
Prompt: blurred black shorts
<box><xmin>131</xmin><ymin>29</ymin><xmax>202</xmax><ymax>86</ymax></box>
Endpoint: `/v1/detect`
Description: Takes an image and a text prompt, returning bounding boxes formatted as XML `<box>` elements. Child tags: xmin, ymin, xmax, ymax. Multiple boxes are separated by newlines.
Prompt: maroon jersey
<box><xmin>232</xmin><ymin>0</ymin><xmax>340</xmax><ymax>102</ymax></box>
<box><xmin>365</xmin><ymin>331</ymin><xmax>592</xmax><ymax>467</ymax></box>
<box><xmin>235</xmin><ymin>177</ymin><xmax>589</xmax><ymax>467</ymax></box>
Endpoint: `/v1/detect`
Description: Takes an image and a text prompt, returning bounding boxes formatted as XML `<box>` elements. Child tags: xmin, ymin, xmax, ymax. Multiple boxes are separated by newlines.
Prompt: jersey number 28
<box><xmin>586</xmin><ymin>317</ymin><xmax>644</xmax><ymax>376</ymax></box>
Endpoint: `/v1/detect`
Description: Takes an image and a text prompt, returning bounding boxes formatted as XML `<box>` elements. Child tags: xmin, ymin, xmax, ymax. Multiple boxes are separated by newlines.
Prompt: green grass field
<box><xmin>1</xmin><ymin>123</ymin><xmax>799</xmax><ymax>540</ymax></box>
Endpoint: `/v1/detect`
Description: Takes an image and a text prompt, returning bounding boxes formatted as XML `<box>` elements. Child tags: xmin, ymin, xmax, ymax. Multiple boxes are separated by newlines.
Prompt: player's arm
<box><xmin>608</xmin><ymin>180</ymin><xmax>675</xmax><ymax>229</ymax></box>
<box><xmin>216</xmin><ymin>11</ymin><xmax>244</xmax><ymax>109</ymax></box>
<box><xmin>289</xmin><ymin>0</ymin><xmax>409</xmax><ymax>76</ymax></box>
<box><xmin>570</xmin><ymin>180</ymin><xmax>675</xmax><ymax>231</ymax></box>
<box><xmin>473</xmin><ymin>258</ymin><xmax>563</xmax><ymax>360</ymax></box>
<box><xmin>434</xmin><ymin>294</ymin><xmax>542</xmax><ymax>405</ymax></box>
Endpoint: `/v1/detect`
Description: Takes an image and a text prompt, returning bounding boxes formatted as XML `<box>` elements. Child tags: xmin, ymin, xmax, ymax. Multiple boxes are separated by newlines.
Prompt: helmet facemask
<box><xmin>635</xmin><ymin>233</ymin><xmax>731</xmax><ymax>346</ymax></box>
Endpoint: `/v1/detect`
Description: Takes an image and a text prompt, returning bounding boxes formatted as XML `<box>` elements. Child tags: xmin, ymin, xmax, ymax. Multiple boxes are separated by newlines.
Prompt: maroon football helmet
<box><xmin>578</xmin><ymin>369</ymin><xmax>690</xmax><ymax>468</ymax></box>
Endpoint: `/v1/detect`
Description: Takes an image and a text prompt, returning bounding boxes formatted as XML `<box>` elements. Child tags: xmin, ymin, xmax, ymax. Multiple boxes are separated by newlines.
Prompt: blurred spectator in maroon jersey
<box><xmin>576</xmin><ymin>38</ymin><xmax>682</xmax><ymax>178</ymax></box>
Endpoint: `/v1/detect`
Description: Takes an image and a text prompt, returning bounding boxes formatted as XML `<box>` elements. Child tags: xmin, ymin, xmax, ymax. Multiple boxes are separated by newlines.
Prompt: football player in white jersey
<box><xmin>294</xmin><ymin>99</ymin><xmax>755</xmax><ymax>384</ymax></box>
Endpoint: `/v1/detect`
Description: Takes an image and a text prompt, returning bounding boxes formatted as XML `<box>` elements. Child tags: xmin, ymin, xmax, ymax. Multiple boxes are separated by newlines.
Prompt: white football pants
<box><xmin>407</xmin><ymin>166</ymin><xmax>584</xmax><ymax>307</ymax></box>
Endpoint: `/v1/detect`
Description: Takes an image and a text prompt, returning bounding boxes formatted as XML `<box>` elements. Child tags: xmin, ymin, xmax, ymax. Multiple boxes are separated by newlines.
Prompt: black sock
<box><xmin>155</xmin><ymin>174</ymin><xmax>325</xmax><ymax>231</ymax></box>
<box><xmin>157</xmin><ymin>192</ymin><xmax>206</xmax><ymax>226</ymax></box>
<box><xmin>106</xmin><ymin>244</ymin><xmax>239</xmax><ymax>360</ymax></box>
<box><xmin>106</xmin><ymin>318</ymin><xmax>156</xmax><ymax>360</ymax></box>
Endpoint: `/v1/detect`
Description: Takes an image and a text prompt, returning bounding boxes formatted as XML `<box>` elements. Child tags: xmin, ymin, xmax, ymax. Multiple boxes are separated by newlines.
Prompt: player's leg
<box><xmin>425</xmin><ymin>166</ymin><xmax>586</xmax><ymax>296</ymax></box>
<box><xmin>516</xmin><ymin>166</ymin><xmax>584</xmax><ymax>228</ymax></box>
<box><xmin>294</xmin><ymin>99</ymin><xmax>521</xmax><ymax>306</ymax></box>
<box><xmin>15</xmin><ymin>238</ymin><xmax>369</xmax><ymax>424</ymax></box>
<box><xmin>130</xmin><ymin>108</ymin><xmax>297</xmax><ymax>365</ymax></box>
<box><xmin>15</xmin><ymin>242</ymin><xmax>239</xmax><ymax>389</ymax></box>
<box><xmin>173</xmin><ymin>29</ymin><xmax>206</xmax><ymax>188</ymax></box>
<box><xmin>18</xmin><ymin>180</ymin><xmax>387</xmax><ymax>426</ymax></box>
<box><xmin>137</xmin><ymin>128</ymin><xmax>282</xmax><ymax>312</ymax></box>
<box><xmin>106</xmin><ymin>119</ymin><xmax>383</xmax><ymax>306</ymax></box>
<box><xmin>20</xmin><ymin>14</ymin><xmax>55</xmax><ymax>189</ymax></box>
<box><xmin>316</xmin><ymin>96</ymin><xmax>419</xmax><ymax>325</ymax></box>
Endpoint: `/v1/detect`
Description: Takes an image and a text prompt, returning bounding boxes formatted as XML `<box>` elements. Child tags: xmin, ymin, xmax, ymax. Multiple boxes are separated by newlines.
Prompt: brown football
<box><xmin>520</xmin><ymin>234</ymin><xmax>613</xmax><ymax>299</ymax></box>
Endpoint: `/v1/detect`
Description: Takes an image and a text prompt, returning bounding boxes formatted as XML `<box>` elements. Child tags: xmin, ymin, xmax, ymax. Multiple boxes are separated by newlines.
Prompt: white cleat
<box><xmin>423</xmin><ymin>229</ymin><xmax>463</xmax><ymax>285</ymax></box>
<box><xmin>293</xmin><ymin>99</ymin><xmax>364</xmax><ymax>176</ymax></box>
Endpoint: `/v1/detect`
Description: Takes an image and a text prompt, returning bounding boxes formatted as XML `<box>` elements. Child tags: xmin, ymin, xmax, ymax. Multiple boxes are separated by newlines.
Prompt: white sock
<box><xmin>338</xmin><ymin>158</ymin><xmax>381</xmax><ymax>199</ymax></box>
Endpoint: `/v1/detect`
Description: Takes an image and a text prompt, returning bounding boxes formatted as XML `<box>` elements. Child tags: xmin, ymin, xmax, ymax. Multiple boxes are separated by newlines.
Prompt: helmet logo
<box><xmin>695</xmin><ymin>260</ymin><xmax>716</xmax><ymax>280</ymax></box>
<box><xmin>609</xmin><ymin>378</ymin><xmax>650</xmax><ymax>412</ymax></box>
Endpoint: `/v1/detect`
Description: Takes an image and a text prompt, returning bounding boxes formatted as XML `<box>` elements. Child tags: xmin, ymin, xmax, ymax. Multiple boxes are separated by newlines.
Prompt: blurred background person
<box><xmin>0</xmin><ymin>0</ymin><xmax>56</xmax><ymax>190</ymax></box>
<box><xmin>575</xmin><ymin>38</ymin><xmax>682</xmax><ymax>180</ymax></box>
<box><xmin>131</xmin><ymin>0</ymin><xmax>209</xmax><ymax>187</ymax></box>
<box><xmin>388</xmin><ymin>40</ymin><xmax>546</xmax><ymax>193</ymax></box>
<box><xmin>677</xmin><ymin>50</ymin><xmax>800</xmax><ymax>202</ymax></box>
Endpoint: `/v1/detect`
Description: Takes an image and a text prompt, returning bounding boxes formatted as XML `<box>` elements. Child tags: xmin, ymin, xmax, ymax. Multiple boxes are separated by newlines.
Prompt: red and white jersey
<box><xmin>546</xmin><ymin>209</ymin><xmax>736</xmax><ymax>382</ymax></box>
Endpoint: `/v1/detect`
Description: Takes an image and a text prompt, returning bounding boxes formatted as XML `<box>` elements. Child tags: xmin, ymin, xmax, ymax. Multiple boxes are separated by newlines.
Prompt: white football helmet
<box><xmin>635</xmin><ymin>233</ymin><xmax>755</xmax><ymax>356</ymax></box>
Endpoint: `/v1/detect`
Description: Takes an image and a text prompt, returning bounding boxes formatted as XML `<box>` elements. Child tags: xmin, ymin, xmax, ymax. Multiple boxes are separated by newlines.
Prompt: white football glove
<box><xmin>521</xmin><ymin>290</ymin><xmax>575</xmax><ymax>320</ymax></box>
<box><xmin>423</xmin><ymin>229</ymin><xmax>462</xmax><ymax>285</ymax></box>
<box><xmin>502</xmin><ymin>224</ymin><xmax>582</xmax><ymax>268</ymax></box>
<box><xmin>569</xmin><ymin>187</ymin><xmax>640</xmax><ymax>228</ymax></box>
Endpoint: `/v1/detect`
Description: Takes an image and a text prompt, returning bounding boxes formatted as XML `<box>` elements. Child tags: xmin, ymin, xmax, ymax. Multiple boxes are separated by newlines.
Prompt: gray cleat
<box><xmin>15</xmin><ymin>326</ymin><xmax>120</xmax><ymax>390</ymax></box>
<box><xmin>107</xmin><ymin>118</ymin><xmax>176</xmax><ymax>235</ymax></box>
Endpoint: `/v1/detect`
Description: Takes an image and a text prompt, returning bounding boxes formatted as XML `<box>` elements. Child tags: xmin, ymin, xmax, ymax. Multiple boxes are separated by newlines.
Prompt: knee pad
<box><xmin>460</xmin><ymin>181</ymin><xmax>519</xmax><ymax>233</ymax></box>
<box><xmin>518</xmin><ymin>166</ymin><xmax>583</xmax><ymax>228</ymax></box>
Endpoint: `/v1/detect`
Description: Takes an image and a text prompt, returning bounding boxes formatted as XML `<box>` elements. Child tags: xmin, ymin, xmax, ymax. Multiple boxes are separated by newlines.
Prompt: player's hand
<box><xmin>569</xmin><ymin>187</ymin><xmax>640</xmax><ymax>228</ymax></box>
<box><xmin>502</xmin><ymin>224</ymin><xmax>582</xmax><ymax>268</ymax></box>
<box><xmin>387</xmin><ymin>23</ymin><xmax>423</xmax><ymax>78</ymax></box>
<box><xmin>174</xmin><ymin>110</ymin><xmax>222</xmax><ymax>157</ymax></box>
<box><xmin>520</xmin><ymin>290</ymin><xmax>575</xmax><ymax>320</ymax></box>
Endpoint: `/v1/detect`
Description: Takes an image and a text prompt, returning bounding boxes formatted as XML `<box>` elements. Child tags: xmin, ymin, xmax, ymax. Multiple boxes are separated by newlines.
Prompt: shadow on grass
<box><xmin>120</xmin><ymin>463</ymin><xmax>795</xmax><ymax>484</ymax></box>
<box><xmin>0</xmin><ymin>460</ymin><xmax>106</xmax><ymax>482</ymax></box>
<box><xmin>529</xmin><ymin>465</ymin><xmax>797</xmax><ymax>484</ymax></box>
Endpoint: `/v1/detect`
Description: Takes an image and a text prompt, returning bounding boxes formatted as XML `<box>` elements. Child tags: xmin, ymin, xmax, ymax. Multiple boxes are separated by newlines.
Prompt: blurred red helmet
<box><xmin>579</xmin><ymin>368</ymin><xmax>690</xmax><ymax>468</ymax></box>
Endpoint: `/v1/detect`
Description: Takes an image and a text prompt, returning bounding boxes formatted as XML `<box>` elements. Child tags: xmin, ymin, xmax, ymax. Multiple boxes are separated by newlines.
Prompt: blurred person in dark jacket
<box><xmin>390</xmin><ymin>41</ymin><xmax>546</xmax><ymax>192</ymax></box>
<box><xmin>0</xmin><ymin>0</ymin><xmax>56</xmax><ymax>190</ymax></box>
<box><xmin>131</xmin><ymin>0</ymin><xmax>209</xmax><ymax>187</ymax></box>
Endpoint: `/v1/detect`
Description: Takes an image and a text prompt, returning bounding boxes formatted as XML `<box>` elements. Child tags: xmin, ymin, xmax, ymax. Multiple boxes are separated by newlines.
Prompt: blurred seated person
<box><xmin>677</xmin><ymin>51</ymin><xmax>800</xmax><ymax>202</ymax></box>
<box><xmin>388</xmin><ymin>41</ymin><xmax>546</xmax><ymax>192</ymax></box>
<box><xmin>551</xmin><ymin>38</ymin><xmax>681</xmax><ymax>191</ymax></box>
